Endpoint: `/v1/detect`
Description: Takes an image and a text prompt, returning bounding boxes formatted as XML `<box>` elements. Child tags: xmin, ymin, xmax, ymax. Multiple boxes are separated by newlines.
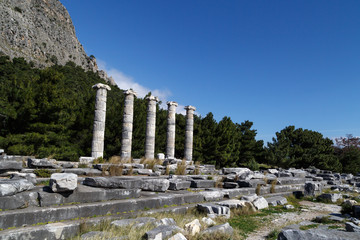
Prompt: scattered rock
<box><xmin>317</xmin><ymin>193</ymin><xmax>342</xmax><ymax>203</ymax></box>
<box><xmin>10</xmin><ymin>172</ymin><xmax>36</xmax><ymax>184</ymax></box>
<box><xmin>241</xmin><ymin>193</ymin><xmax>258</xmax><ymax>202</ymax></box>
<box><xmin>50</xmin><ymin>173</ymin><xmax>77</xmax><ymax>192</ymax></box>
<box><xmin>0</xmin><ymin>161</ymin><xmax>22</xmax><ymax>172</ymax></box>
<box><xmin>197</xmin><ymin>203</ymin><xmax>230</xmax><ymax>219</ymax></box>
<box><xmin>202</xmin><ymin>223</ymin><xmax>234</xmax><ymax>236</ymax></box>
<box><xmin>184</xmin><ymin>219</ymin><xmax>201</xmax><ymax>236</ymax></box>
<box><xmin>168</xmin><ymin>232</ymin><xmax>187</xmax><ymax>240</ymax></box>
<box><xmin>346</xmin><ymin>222</ymin><xmax>360</xmax><ymax>232</ymax></box>
<box><xmin>252</xmin><ymin>196</ymin><xmax>269</xmax><ymax>210</ymax></box>
<box><xmin>156</xmin><ymin>218</ymin><xmax>177</xmax><ymax>226</ymax></box>
<box><xmin>201</xmin><ymin>217</ymin><xmax>216</xmax><ymax>226</ymax></box>
<box><xmin>144</xmin><ymin>225</ymin><xmax>181</xmax><ymax>240</ymax></box>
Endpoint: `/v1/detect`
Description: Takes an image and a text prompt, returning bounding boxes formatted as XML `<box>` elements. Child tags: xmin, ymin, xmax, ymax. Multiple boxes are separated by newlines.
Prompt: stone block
<box><xmin>0</xmin><ymin>179</ymin><xmax>35</xmax><ymax>197</ymax></box>
<box><xmin>223</xmin><ymin>182</ymin><xmax>238</xmax><ymax>188</ymax></box>
<box><xmin>223</xmin><ymin>167</ymin><xmax>251</xmax><ymax>175</ymax></box>
<box><xmin>317</xmin><ymin>193</ymin><xmax>342</xmax><ymax>203</ymax></box>
<box><xmin>0</xmin><ymin>161</ymin><xmax>22</xmax><ymax>172</ymax></box>
<box><xmin>216</xmin><ymin>199</ymin><xmax>248</xmax><ymax>209</ymax></box>
<box><xmin>10</xmin><ymin>172</ymin><xmax>36</xmax><ymax>184</ymax></box>
<box><xmin>50</xmin><ymin>173</ymin><xmax>77</xmax><ymax>192</ymax></box>
<box><xmin>190</xmin><ymin>180</ymin><xmax>215</xmax><ymax>188</ymax></box>
<box><xmin>266</xmin><ymin>196</ymin><xmax>287</xmax><ymax>206</ymax></box>
<box><xmin>144</xmin><ymin>225</ymin><xmax>181</xmax><ymax>240</ymax></box>
<box><xmin>346</xmin><ymin>222</ymin><xmax>360</xmax><ymax>232</ymax></box>
<box><xmin>199</xmin><ymin>190</ymin><xmax>224</xmax><ymax>201</ymax></box>
<box><xmin>134</xmin><ymin>169</ymin><xmax>153</xmax><ymax>175</ymax></box>
<box><xmin>141</xmin><ymin>179</ymin><xmax>169</xmax><ymax>192</ymax></box>
<box><xmin>278</xmin><ymin>227</ymin><xmax>360</xmax><ymax>240</ymax></box>
<box><xmin>83</xmin><ymin>177</ymin><xmax>143</xmax><ymax>189</ymax></box>
<box><xmin>0</xmin><ymin>191</ymin><xmax>39</xmax><ymax>210</ymax></box>
<box><xmin>304</xmin><ymin>181</ymin><xmax>322</xmax><ymax>196</ymax></box>
<box><xmin>202</xmin><ymin>223</ymin><xmax>234</xmax><ymax>236</ymax></box>
<box><xmin>28</xmin><ymin>158</ymin><xmax>59</xmax><ymax>169</ymax></box>
<box><xmin>202</xmin><ymin>217</ymin><xmax>216</xmax><ymax>226</ymax></box>
<box><xmin>241</xmin><ymin>193</ymin><xmax>258</xmax><ymax>202</ymax></box>
<box><xmin>156</xmin><ymin>218</ymin><xmax>177</xmax><ymax>226</ymax></box>
<box><xmin>79</xmin><ymin>157</ymin><xmax>95</xmax><ymax>164</ymax></box>
<box><xmin>111</xmin><ymin>217</ymin><xmax>156</xmax><ymax>228</ymax></box>
<box><xmin>169</xmin><ymin>180</ymin><xmax>191</xmax><ymax>190</ymax></box>
<box><xmin>157</xmin><ymin>153</ymin><xmax>165</xmax><ymax>159</ymax></box>
<box><xmin>253</xmin><ymin>196</ymin><xmax>269</xmax><ymax>210</ymax></box>
<box><xmin>185</xmin><ymin>219</ymin><xmax>201</xmax><ymax>236</ymax></box>
<box><xmin>197</xmin><ymin>203</ymin><xmax>230</xmax><ymax>219</ymax></box>
<box><xmin>168</xmin><ymin>233</ymin><xmax>187</xmax><ymax>240</ymax></box>
<box><xmin>237</xmin><ymin>179</ymin><xmax>265</xmax><ymax>188</ymax></box>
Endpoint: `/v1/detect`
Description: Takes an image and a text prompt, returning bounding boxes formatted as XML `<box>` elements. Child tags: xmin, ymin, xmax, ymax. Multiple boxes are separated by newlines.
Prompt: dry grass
<box><xmin>256</xmin><ymin>184</ymin><xmax>261</xmax><ymax>195</ymax></box>
<box><xmin>109</xmin><ymin>156</ymin><xmax>121</xmax><ymax>164</ymax></box>
<box><xmin>175</xmin><ymin>159</ymin><xmax>187</xmax><ymax>175</ymax></box>
<box><xmin>165</xmin><ymin>165</ymin><xmax>170</xmax><ymax>175</ymax></box>
<box><xmin>142</xmin><ymin>158</ymin><xmax>163</xmax><ymax>170</ymax></box>
<box><xmin>270</xmin><ymin>179</ymin><xmax>277</xmax><ymax>193</ymax></box>
<box><xmin>109</xmin><ymin>164</ymin><xmax>123</xmax><ymax>176</ymax></box>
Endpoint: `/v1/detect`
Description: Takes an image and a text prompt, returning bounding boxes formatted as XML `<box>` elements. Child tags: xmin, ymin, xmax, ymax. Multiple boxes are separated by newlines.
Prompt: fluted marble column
<box><xmin>91</xmin><ymin>83</ymin><xmax>111</xmax><ymax>159</ymax></box>
<box><xmin>184</xmin><ymin>105</ymin><xmax>196</xmax><ymax>161</ymax></box>
<box><xmin>145</xmin><ymin>95</ymin><xmax>159</xmax><ymax>159</ymax></box>
<box><xmin>166</xmin><ymin>101</ymin><xmax>178</xmax><ymax>159</ymax></box>
<box><xmin>121</xmin><ymin>89</ymin><xmax>137</xmax><ymax>159</ymax></box>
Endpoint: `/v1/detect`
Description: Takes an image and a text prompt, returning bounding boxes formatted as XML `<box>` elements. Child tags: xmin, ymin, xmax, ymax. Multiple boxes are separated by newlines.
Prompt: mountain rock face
<box><xmin>0</xmin><ymin>0</ymin><xmax>115</xmax><ymax>84</ymax></box>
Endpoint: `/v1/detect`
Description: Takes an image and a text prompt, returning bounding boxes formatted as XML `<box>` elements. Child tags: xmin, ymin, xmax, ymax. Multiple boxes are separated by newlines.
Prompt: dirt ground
<box><xmin>246</xmin><ymin>201</ymin><xmax>342</xmax><ymax>240</ymax></box>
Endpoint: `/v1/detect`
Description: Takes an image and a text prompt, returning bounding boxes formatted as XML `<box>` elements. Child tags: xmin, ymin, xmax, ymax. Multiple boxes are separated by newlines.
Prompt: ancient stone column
<box><xmin>91</xmin><ymin>83</ymin><xmax>111</xmax><ymax>159</ymax></box>
<box><xmin>144</xmin><ymin>95</ymin><xmax>159</xmax><ymax>159</ymax></box>
<box><xmin>184</xmin><ymin>105</ymin><xmax>196</xmax><ymax>161</ymax></box>
<box><xmin>166</xmin><ymin>101</ymin><xmax>178</xmax><ymax>159</ymax></box>
<box><xmin>121</xmin><ymin>89</ymin><xmax>137</xmax><ymax>160</ymax></box>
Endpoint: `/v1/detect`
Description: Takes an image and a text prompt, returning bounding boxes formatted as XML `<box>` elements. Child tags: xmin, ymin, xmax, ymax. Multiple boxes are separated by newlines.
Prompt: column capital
<box><xmin>167</xmin><ymin>101</ymin><xmax>178</xmax><ymax>107</ymax></box>
<box><xmin>92</xmin><ymin>83</ymin><xmax>111</xmax><ymax>91</ymax></box>
<box><xmin>185</xmin><ymin>105</ymin><xmax>196</xmax><ymax>111</ymax></box>
<box><xmin>146</xmin><ymin>95</ymin><xmax>159</xmax><ymax>102</ymax></box>
<box><xmin>124</xmin><ymin>89</ymin><xmax>137</xmax><ymax>96</ymax></box>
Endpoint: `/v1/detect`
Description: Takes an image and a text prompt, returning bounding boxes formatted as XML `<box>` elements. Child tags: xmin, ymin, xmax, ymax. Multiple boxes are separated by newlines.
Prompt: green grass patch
<box><xmin>299</xmin><ymin>224</ymin><xmax>318</xmax><ymax>230</ymax></box>
<box><xmin>266</xmin><ymin>229</ymin><xmax>280</xmax><ymax>240</ymax></box>
<box><xmin>34</xmin><ymin>169</ymin><xmax>51</xmax><ymax>178</ymax></box>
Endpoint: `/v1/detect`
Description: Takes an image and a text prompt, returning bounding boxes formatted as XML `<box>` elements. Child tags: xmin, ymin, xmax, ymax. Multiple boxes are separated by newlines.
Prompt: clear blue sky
<box><xmin>61</xmin><ymin>0</ymin><xmax>360</xmax><ymax>143</ymax></box>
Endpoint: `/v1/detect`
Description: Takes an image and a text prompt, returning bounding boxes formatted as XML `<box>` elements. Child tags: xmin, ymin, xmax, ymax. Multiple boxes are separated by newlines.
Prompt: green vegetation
<box><xmin>34</xmin><ymin>169</ymin><xmax>51</xmax><ymax>178</ymax></box>
<box><xmin>299</xmin><ymin>224</ymin><xmax>318</xmax><ymax>230</ymax></box>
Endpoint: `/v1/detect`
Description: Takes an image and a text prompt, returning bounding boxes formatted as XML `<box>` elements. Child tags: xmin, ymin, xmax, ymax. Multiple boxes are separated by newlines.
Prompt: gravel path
<box><xmin>246</xmin><ymin>201</ymin><xmax>342</xmax><ymax>240</ymax></box>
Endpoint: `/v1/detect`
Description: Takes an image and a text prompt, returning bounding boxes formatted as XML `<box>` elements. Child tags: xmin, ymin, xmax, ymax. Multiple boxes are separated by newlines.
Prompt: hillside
<box><xmin>0</xmin><ymin>0</ymin><xmax>114</xmax><ymax>84</ymax></box>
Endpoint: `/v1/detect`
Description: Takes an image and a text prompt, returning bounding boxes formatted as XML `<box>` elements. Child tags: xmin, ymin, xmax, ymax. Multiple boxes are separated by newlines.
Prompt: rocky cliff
<box><xmin>0</xmin><ymin>0</ymin><xmax>115</xmax><ymax>84</ymax></box>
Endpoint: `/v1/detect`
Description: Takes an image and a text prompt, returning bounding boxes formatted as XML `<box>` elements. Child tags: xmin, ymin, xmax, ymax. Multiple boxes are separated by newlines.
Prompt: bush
<box><xmin>34</xmin><ymin>169</ymin><xmax>51</xmax><ymax>178</ymax></box>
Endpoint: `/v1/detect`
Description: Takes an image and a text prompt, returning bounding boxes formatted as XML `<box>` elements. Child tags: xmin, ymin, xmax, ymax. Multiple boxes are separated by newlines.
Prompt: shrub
<box><xmin>34</xmin><ymin>169</ymin><xmax>51</xmax><ymax>178</ymax></box>
<box><xmin>175</xmin><ymin>159</ymin><xmax>186</xmax><ymax>175</ymax></box>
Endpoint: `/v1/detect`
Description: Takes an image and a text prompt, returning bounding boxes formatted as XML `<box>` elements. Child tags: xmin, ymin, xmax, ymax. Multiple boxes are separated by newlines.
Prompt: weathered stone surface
<box><xmin>202</xmin><ymin>223</ymin><xmax>234</xmax><ymax>236</ymax></box>
<box><xmin>216</xmin><ymin>199</ymin><xmax>248</xmax><ymax>209</ymax></box>
<box><xmin>145</xmin><ymin>95</ymin><xmax>158</xmax><ymax>160</ymax></box>
<box><xmin>121</xmin><ymin>90</ymin><xmax>137</xmax><ymax>159</ymax></box>
<box><xmin>134</xmin><ymin>169</ymin><xmax>153</xmax><ymax>175</ymax></box>
<box><xmin>144</xmin><ymin>225</ymin><xmax>182</xmax><ymax>240</ymax></box>
<box><xmin>223</xmin><ymin>167</ymin><xmax>251</xmax><ymax>175</ymax></box>
<box><xmin>184</xmin><ymin>105</ymin><xmax>196</xmax><ymax>161</ymax></box>
<box><xmin>317</xmin><ymin>193</ymin><xmax>342</xmax><ymax>203</ymax></box>
<box><xmin>168</xmin><ymin>233</ymin><xmax>187</xmax><ymax>240</ymax></box>
<box><xmin>288</xmin><ymin>169</ymin><xmax>307</xmax><ymax>178</ymax></box>
<box><xmin>304</xmin><ymin>181</ymin><xmax>323</xmax><ymax>196</ymax></box>
<box><xmin>10</xmin><ymin>172</ymin><xmax>36</xmax><ymax>184</ymax></box>
<box><xmin>253</xmin><ymin>196</ymin><xmax>269</xmax><ymax>210</ymax></box>
<box><xmin>346</xmin><ymin>222</ymin><xmax>360</xmax><ymax>232</ymax></box>
<box><xmin>202</xmin><ymin>217</ymin><xmax>216</xmax><ymax>226</ymax></box>
<box><xmin>223</xmin><ymin>182</ymin><xmax>238</xmax><ymax>188</ymax></box>
<box><xmin>278</xmin><ymin>228</ymin><xmax>360</xmax><ymax>240</ymax></box>
<box><xmin>142</xmin><ymin>179</ymin><xmax>169</xmax><ymax>192</ymax></box>
<box><xmin>169</xmin><ymin>180</ymin><xmax>191</xmax><ymax>190</ymax></box>
<box><xmin>241</xmin><ymin>193</ymin><xmax>258</xmax><ymax>202</ymax></box>
<box><xmin>156</xmin><ymin>218</ymin><xmax>177</xmax><ymax>226</ymax></box>
<box><xmin>266</xmin><ymin>196</ymin><xmax>288</xmax><ymax>206</ymax></box>
<box><xmin>354</xmin><ymin>205</ymin><xmax>360</xmax><ymax>218</ymax></box>
<box><xmin>0</xmin><ymin>190</ymin><xmax>39</xmax><ymax>210</ymax></box>
<box><xmin>112</xmin><ymin>217</ymin><xmax>156</xmax><ymax>228</ymax></box>
<box><xmin>81</xmin><ymin>231</ymin><xmax>108</xmax><ymax>239</ymax></box>
<box><xmin>190</xmin><ymin>180</ymin><xmax>215</xmax><ymax>188</ymax></box>
<box><xmin>197</xmin><ymin>203</ymin><xmax>230</xmax><ymax>219</ymax></box>
<box><xmin>63</xmin><ymin>168</ymin><xmax>102</xmax><ymax>176</ymax></box>
<box><xmin>83</xmin><ymin>177</ymin><xmax>143</xmax><ymax>189</ymax></box>
<box><xmin>38</xmin><ymin>185</ymin><xmax>141</xmax><ymax>207</ymax></box>
<box><xmin>185</xmin><ymin>219</ymin><xmax>201</xmax><ymax>236</ymax></box>
<box><xmin>0</xmin><ymin>161</ymin><xmax>22</xmax><ymax>172</ymax></box>
<box><xmin>237</xmin><ymin>179</ymin><xmax>265</xmax><ymax>188</ymax></box>
<box><xmin>50</xmin><ymin>173</ymin><xmax>77</xmax><ymax>192</ymax></box>
<box><xmin>222</xmin><ymin>188</ymin><xmax>255</xmax><ymax>198</ymax></box>
<box><xmin>267</xmin><ymin>169</ymin><xmax>279</xmax><ymax>174</ymax></box>
<box><xmin>199</xmin><ymin>190</ymin><xmax>224</xmax><ymax>201</ymax></box>
<box><xmin>28</xmin><ymin>158</ymin><xmax>59</xmax><ymax>169</ymax></box>
<box><xmin>0</xmin><ymin>179</ymin><xmax>34</xmax><ymax>197</ymax></box>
